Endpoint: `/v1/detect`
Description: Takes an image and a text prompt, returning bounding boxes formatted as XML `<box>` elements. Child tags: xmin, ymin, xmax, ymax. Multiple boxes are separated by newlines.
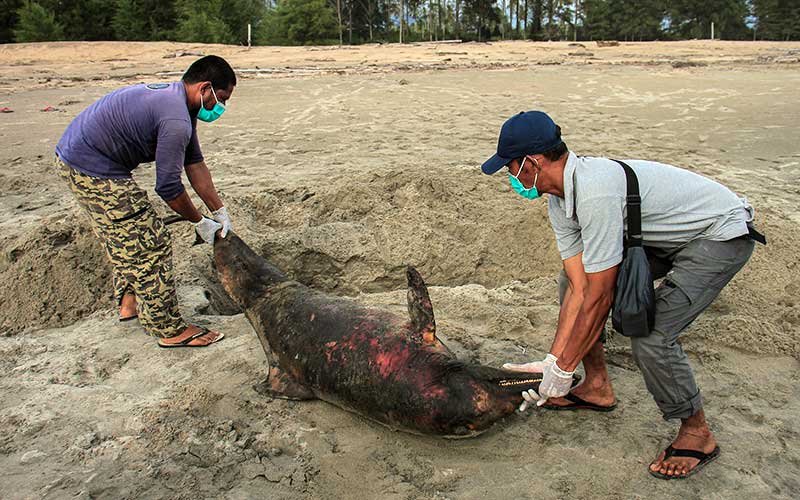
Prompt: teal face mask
<box><xmin>508</xmin><ymin>157</ymin><xmax>540</xmax><ymax>199</ymax></box>
<box><xmin>198</xmin><ymin>86</ymin><xmax>226</xmax><ymax>123</ymax></box>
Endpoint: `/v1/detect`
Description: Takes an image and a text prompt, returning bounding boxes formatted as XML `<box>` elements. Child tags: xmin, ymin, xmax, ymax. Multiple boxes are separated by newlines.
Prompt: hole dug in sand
<box><xmin>228</xmin><ymin>169</ymin><xmax>562</xmax><ymax>296</ymax></box>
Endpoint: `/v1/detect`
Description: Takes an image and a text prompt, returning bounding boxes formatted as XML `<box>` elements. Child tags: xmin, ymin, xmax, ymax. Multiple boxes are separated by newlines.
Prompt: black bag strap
<box><xmin>611</xmin><ymin>159</ymin><xmax>642</xmax><ymax>247</ymax></box>
<box><xmin>747</xmin><ymin>223</ymin><xmax>767</xmax><ymax>245</ymax></box>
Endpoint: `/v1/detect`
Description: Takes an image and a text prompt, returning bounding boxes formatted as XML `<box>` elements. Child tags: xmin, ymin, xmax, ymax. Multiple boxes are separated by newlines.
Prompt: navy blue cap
<box><xmin>481</xmin><ymin>111</ymin><xmax>562</xmax><ymax>174</ymax></box>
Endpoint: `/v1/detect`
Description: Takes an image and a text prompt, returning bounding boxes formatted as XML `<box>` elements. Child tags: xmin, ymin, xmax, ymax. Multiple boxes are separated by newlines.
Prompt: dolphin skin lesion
<box><xmin>213</xmin><ymin>232</ymin><xmax>547</xmax><ymax>438</ymax></box>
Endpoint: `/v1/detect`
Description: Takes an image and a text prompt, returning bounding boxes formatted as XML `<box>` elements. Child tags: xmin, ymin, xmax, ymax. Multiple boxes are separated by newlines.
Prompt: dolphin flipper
<box><xmin>252</xmin><ymin>338</ymin><xmax>315</xmax><ymax>400</ymax></box>
<box><xmin>254</xmin><ymin>364</ymin><xmax>315</xmax><ymax>400</ymax></box>
<box><xmin>406</xmin><ymin>266</ymin><xmax>436</xmax><ymax>343</ymax></box>
<box><xmin>249</xmin><ymin>312</ymin><xmax>315</xmax><ymax>400</ymax></box>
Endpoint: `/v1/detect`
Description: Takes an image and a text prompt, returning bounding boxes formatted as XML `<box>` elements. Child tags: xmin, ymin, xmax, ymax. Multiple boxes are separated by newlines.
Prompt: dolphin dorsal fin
<box><xmin>406</xmin><ymin>266</ymin><xmax>436</xmax><ymax>343</ymax></box>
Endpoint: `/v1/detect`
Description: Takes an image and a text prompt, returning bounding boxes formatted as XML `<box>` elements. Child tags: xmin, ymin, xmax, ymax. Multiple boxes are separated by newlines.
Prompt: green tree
<box><xmin>112</xmin><ymin>0</ymin><xmax>177</xmax><ymax>41</ymax></box>
<box><xmin>583</xmin><ymin>0</ymin><xmax>613</xmax><ymax>39</ymax></box>
<box><xmin>666</xmin><ymin>0</ymin><xmax>749</xmax><ymax>40</ymax></box>
<box><xmin>259</xmin><ymin>0</ymin><xmax>339</xmax><ymax>45</ymax></box>
<box><xmin>581</xmin><ymin>0</ymin><xmax>666</xmax><ymax>41</ymax></box>
<box><xmin>175</xmin><ymin>0</ymin><xmax>236</xmax><ymax>44</ymax></box>
<box><xmin>35</xmin><ymin>0</ymin><xmax>115</xmax><ymax>41</ymax></box>
<box><xmin>754</xmin><ymin>0</ymin><xmax>800</xmax><ymax>40</ymax></box>
<box><xmin>461</xmin><ymin>0</ymin><xmax>500</xmax><ymax>41</ymax></box>
<box><xmin>113</xmin><ymin>0</ymin><xmax>149</xmax><ymax>40</ymax></box>
<box><xmin>219</xmin><ymin>0</ymin><xmax>269</xmax><ymax>45</ymax></box>
<box><xmin>1</xmin><ymin>0</ymin><xmax>24</xmax><ymax>43</ymax></box>
<box><xmin>529</xmin><ymin>0</ymin><xmax>544</xmax><ymax>38</ymax></box>
<box><xmin>12</xmin><ymin>0</ymin><xmax>63</xmax><ymax>42</ymax></box>
<box><xmin>615</xmin><ymin>0</ymin><xmax>665</xmax><ymax>41</ymax></box>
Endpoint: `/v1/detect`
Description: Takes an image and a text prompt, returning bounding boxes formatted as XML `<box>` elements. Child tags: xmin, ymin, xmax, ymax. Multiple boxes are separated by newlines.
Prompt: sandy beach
<box><xmin>1</xmin><ymin>40</ymin><xmax>799</xmax><ymax>499</ymax></box>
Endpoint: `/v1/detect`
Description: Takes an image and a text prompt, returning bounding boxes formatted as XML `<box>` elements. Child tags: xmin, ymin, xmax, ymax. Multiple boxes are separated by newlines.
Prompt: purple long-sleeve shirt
<box><xmin>55</xmin><ymin>82</ymin><xmax>203</xmax><ymax>201</ymax></box>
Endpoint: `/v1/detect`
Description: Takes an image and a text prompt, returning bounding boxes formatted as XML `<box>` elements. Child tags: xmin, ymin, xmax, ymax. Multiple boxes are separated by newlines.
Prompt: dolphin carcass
<box><xmin>214</xmin><ymin>233</ymin><xmax>550</xmax><ymax>438</ymax></box>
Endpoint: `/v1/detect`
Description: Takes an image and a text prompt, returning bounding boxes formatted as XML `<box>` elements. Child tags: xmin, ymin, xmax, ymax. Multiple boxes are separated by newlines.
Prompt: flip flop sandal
<box><xmin>158</xmin><ymin>327</ymin><xmax>224</xmax><ymax>348</ymax></box>
<box><xmin>543</xmin><ymin>392</ymin><xmax>618</xmax><ymax>412</ymax></box>
<box><xmin>649</xmin><ymin>445</ymin><xmax>721</xmax><ymax>480</ymax></box>
<box><xmin>119</xmin><ymin>314</ymin><xmax>138</xmax><ymax>322</ymax></box>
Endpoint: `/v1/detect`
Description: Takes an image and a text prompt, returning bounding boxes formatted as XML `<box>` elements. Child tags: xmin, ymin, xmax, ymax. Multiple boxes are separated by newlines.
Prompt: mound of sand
<box><xmin>0</xmin><ymin>216</ymin><xmax>112</xmax><ymax>335</ymax></box>
<box><xmin>227</xmin><ymin>168</ymin><xmax>562</xmax><ymax>293</ymax></box>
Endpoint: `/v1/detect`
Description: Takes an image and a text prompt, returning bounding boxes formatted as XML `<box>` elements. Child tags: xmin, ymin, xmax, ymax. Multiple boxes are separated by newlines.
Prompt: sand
<box><xmin>1</xmin><ymin>40</ymin><xmax>799</xmax><ymax>499</ymax></box>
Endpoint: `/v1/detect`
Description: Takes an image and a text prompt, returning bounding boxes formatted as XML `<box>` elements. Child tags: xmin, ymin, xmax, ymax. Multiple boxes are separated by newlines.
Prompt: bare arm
<box><xmin>185</xmin><ymin>161</ymin><xmax>223</xmax><ymax>212</ymax></box>
<box><xmin>556</xmin><ymin>263</ymin><xmax>618</xmax><ymax>372</ymax></box>
<box><xmin>166</xmin><ymin>191</ymin><xmax>202</xmax><ymax>223</ymax></box>
<box><xmin>549</xmin><ymin>253</ymin><xmax>588</xmax><ymax>359</ymax></box>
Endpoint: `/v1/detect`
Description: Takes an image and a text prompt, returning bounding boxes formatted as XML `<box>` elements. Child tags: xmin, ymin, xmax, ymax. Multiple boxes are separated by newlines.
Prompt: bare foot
<box><xmin>158</xmin><ymin>325</ymin><xmax>224</xmax><ymax>348</ymax></box>
<box><xmin>544</xmin><ymin>377</ymin><xmax>616</xmax><ymax>408</ymax></box>
<box><xmin>649</xmin><ymin>410</ymin><xmax>718</xmax><ymax>478</ymax></box>
<box><xmin>119</xmin><ymin>293</ymin><xmax>137</xmax><ymax>320</ymax></box>
<box><xmin>544</xmin><ymin>340</ymin><xmax>615</xmax><ymax>408</ymax></box>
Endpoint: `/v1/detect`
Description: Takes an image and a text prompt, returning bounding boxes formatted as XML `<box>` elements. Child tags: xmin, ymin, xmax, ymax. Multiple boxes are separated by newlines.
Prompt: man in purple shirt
<box><xmin>55</xmin><ymin>55</ymin><xmax>235</xmax><ymax>348</ymax></box>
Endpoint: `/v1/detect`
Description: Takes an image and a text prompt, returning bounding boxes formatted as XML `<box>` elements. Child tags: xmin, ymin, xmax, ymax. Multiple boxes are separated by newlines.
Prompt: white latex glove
<box><xmin>518</xmin><ymin>359</ymin><xmax>574</xmax><ymax>411</ymax></box>
<box><xmin>503</xmin><ymin>353</ymin><xmax>557</xmax><ymax>373</ymax></box>
<box><xmin>212</xmin><ymin>206</ymin><xmax>232</xmax><ymax>238</ymax></box>
<box><xmin>535</xmin><ymin>361</ymin><xmax>575</xmax><ymax>407</ymax></box>
<box><xmin>519</xmin><ymin>388</ymin><xmax>540</xmax><ymax>412</ymax></box>
<box><xmin>194</xmin><ymin>216</ymin><xmax>223</xmax><ymax>245</ymax></box>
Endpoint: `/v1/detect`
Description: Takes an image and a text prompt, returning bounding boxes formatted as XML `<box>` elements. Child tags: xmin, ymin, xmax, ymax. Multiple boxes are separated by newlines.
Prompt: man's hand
<box><xmin>517</xmin><ymin>360</ymin><xmax>574</xmax><ymax>411</ymax></box>
<box><xmin>194</xmin><ymin>216</ymin><xmax>223</xmax><ymax>245</ymax></box>
<box><xmin>519</xmin><ymin>388</ymin><xmax>541</xmax><ymax>412</ymax></box>
<box><xmin>509</xmin><ymin>353</ymin><xmax>557</xmax><ymax>411</ymax></box>
<box><xmin>212</xmin><ymin>206</ymin><xmax>232</xmax><ymax>238</ymax></box>
<box><xmin>535</xmin><ymin>361</ymin><xmax>575</xmax><ymax>407</ymax></box>
<box><xmin>503</xmin><ymin>353</ymin><xmax>557</xmax><ymax>373</ymax></box>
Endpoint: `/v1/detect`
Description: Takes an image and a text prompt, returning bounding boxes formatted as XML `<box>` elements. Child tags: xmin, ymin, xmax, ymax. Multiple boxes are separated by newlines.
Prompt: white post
<box><xmin>247</xmin><ymin>23</ymin><xmax>251</xmax><ymax>48</ymax></box>
<box><xmin>501</xmin><ymin>0</ymin><xmax>505</xmax><ymax>40</ymax></box>
<box><xmin>711</xmin><ymin>22</ymin><xmax>714</xmax><ymax>40</ymax></box>
<box><xmin>574</xmin><ymin>0</ymin><xmax>578</xmax><ymax>42</ymax></box>
<box><xmin>400</xmin><ymin>0</ymin><xmax>404</xmax><ymax>44</ymax></box>
<box><xmin>337</xmin><ymin>0</ymin><xmax>343</xmax><ymax>46</ymax></box>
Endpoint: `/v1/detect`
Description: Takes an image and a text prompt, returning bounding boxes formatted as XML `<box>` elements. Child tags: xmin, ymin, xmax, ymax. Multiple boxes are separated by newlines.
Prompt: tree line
<box><xmin>2</xmin><ymin>0</ymin><xmax>798</xmax><ymax>46</ymax></box>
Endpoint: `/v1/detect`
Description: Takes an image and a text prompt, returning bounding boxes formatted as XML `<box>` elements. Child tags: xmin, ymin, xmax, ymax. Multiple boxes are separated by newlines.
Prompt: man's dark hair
<box><xmin>541</xmin><ymin>125</ymin><xmax>568</xmax><ymax>161</ymax></box>
<box><xmin>182</xmin><ymin>55</ymin><xmax>236</xmax><ymax>90</ymax></box>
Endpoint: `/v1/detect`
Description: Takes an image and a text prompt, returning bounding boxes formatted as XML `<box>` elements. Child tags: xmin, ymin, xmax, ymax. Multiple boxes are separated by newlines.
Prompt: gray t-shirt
<box><xmin>548</xmin><ymin>152</ymin><xmax>753</xmax><ymax>273</ymax></box>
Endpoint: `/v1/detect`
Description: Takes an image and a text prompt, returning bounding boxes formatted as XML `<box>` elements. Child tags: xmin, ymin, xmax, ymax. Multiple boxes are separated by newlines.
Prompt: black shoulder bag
<box><xmin>610</xmin><ymin>160</ymin><xmax>655</xmax><ymax>338</ymax></box>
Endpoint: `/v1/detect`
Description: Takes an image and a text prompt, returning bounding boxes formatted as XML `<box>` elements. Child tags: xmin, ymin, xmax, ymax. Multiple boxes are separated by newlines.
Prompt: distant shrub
<box><xmin>174</xmin><ymin>0</ymin><xmax>236</xmax><ymax>44</ymax></box>
<box><xmin>258</xmin><ymin>0</ymin><xmax>339</xmax><ymax>46</ymax></box>
<box><xmin>13</xmin><ymin>1</ymin><xmax>64</xmax><ymax>42</ymax></box>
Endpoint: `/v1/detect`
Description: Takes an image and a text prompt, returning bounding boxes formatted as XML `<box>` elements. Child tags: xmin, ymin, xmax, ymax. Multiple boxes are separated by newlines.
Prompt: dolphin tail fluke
<box><xmin>406</xmin><ymin>266</ymin><xmax>436</xmax><ymax>343</ymax></box>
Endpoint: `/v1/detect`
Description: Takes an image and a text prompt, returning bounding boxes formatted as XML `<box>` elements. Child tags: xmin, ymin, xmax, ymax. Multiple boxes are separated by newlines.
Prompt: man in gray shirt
<box><xmin>481</xmin><ymin>111</ymin><xmax>760</xmax><ymax>480</ymax></box>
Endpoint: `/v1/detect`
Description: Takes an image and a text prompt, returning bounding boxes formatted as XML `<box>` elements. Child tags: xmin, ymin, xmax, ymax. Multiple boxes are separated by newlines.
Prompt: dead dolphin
<box><xmin>214</xmin><ymin>233</ymin><xmax>548</xmax><ymax>438</ymax></box>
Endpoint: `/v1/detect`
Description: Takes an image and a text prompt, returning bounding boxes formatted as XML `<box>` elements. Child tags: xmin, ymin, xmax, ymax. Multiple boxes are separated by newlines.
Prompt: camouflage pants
<box><xmin>56</xmin><ymin>157</ymin><xmax>186</xmax><ymax>338</ymax></box>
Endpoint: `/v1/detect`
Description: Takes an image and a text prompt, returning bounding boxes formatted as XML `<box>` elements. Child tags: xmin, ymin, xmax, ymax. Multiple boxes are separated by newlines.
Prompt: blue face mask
<box><xmin>198</xmin><ymin>86</ymin><xmax>226</xmax><ymax>123</ymax></box>
<box><xmin>508</xmin><ymin>157</ymin><xmax>540</xmax><ymax>199</ymax></box>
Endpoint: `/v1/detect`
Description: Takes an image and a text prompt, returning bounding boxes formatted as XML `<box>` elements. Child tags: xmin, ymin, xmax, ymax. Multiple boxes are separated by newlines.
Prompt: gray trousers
<box><xmin>558</xmin><ymin>236</ymin><xmax>755</xmax><ymax>420</ymax></box>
